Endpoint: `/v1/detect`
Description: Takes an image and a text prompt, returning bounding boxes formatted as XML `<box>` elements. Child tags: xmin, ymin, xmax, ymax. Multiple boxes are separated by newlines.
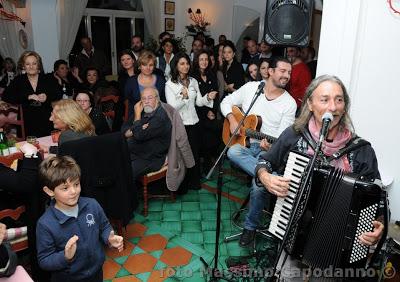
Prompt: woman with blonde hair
<box><xmin>43</xmin><ymin>99</ymin><xmax>95</xmax><ymax>154</ymax></box>
<box><xmin>124</xmin><ymin>50</ymin><xmax>166</xmax><ymax>118</ymax></box>
<box><xmin>3</xmin><ymin>51</ymin><xmax>60</xmax><ymax>137</ymax></box>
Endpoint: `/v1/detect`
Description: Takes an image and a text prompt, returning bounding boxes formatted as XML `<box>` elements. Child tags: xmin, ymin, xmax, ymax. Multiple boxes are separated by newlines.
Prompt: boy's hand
<box><xmin>0</xmin><ymin>223</ymin><xmax>6</xmax><ymax>245</ymax></box>
<box><xmin>108</xmin><ymin>230</ymin><xmax>123</xmax><ymax>252</ymax></box>
<box><xmin>64</xmin><ymin>235</ymin><xmax>79</xmax><ymax>261</ymax></box>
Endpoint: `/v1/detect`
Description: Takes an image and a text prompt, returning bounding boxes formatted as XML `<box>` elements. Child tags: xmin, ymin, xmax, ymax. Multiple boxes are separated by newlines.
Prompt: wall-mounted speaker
<box><xmin>264</xmin><ymin>0</ymin><xmax>314</xmax><ymax>47</ymax></box>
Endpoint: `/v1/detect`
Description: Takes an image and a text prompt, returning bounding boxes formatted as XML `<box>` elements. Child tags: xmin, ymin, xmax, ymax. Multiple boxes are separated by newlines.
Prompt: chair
<box><xmin>2</xmin><ymin>104</ymin><xmax>25</xmax><ymax>141</ymax></box>
<box><xmin>0</xmin><ymin>152</ymin><xmax>28</xmax><ymax>252</ymax></box>
<box><xmin>140</xmin><ymin>164</ymin><xmax>175</xmax><ymax>217</ymax></box>
<box><xmin>123</xmin><ymin>99</ymin><xmax>129</xmax><ymax>122</ymax></box>
<box><xmin>0</xmin><ymin>206</ymin><xmax>28</xmax><ymax>252</ymax></box>
<box><xmin>99</xmin><ymin>95</ymin><xmax>119</xmax><ymax>120</ymax></box>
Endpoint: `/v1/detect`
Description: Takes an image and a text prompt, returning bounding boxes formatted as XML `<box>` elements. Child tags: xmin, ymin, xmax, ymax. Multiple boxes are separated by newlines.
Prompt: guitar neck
<box><xmin>245</xmin><ymin>128</ymin><xmax>277</xmax><ymax>144</ymax></box>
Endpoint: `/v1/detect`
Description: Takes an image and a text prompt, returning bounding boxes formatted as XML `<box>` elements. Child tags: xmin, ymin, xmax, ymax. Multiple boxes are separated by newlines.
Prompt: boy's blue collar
<box><xmin>50</xmin><ymin>197</ymin><xmax>89</xmax><ymax>224</ymax></box>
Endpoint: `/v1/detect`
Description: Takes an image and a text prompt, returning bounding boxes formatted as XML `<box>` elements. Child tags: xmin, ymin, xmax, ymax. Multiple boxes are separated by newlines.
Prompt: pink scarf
<box><xmin>307</xmin><ymin>117</ymin><xmax>353</xmax><ymax>172</ymax></box>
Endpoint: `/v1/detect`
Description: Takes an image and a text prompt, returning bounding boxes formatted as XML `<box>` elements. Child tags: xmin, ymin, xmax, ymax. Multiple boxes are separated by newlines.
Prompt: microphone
<box><xmin>319</xmin><ymin>112</ymin><xmax>334</xmax><ymax>142</ymax></box>
<box><xmin>255</xmin><ymin>81</ymin><xmax>265</xmax><ymax>97</ymax></box>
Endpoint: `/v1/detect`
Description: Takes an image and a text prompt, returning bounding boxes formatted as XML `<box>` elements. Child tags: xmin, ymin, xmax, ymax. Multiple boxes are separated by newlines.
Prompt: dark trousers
<box><xmin>178</xmin><ymin>123</ymin><xmax>201</xmax><ymax>194</ymax></box>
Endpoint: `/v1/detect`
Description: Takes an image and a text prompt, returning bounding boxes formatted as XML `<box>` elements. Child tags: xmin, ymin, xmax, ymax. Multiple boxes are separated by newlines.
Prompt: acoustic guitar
<box><xmin>222</xmin><ymin>106</ymin><xmax>277</xmax><ymax>147</ymax></box>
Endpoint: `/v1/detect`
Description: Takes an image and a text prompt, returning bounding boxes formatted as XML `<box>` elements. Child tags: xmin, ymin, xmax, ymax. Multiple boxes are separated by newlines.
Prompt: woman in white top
<box><xmin>165</xmin><ymin>52</ymin><xmax>216</xmax><ymax>193</ymax></box>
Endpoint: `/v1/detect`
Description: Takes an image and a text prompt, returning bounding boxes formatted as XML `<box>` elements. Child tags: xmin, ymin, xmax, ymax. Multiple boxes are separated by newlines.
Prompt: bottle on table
<box><xmin>0</xmin><ymin>128</ymin><xmax>10</xmax><ymax>156</ymax></box>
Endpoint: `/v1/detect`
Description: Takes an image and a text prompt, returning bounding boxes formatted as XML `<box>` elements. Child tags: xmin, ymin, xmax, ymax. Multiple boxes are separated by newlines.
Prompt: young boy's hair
<box><xmin>39</xmin><ymin>155</ymin><xmax>81</xmax><ymax>190</ymax></box>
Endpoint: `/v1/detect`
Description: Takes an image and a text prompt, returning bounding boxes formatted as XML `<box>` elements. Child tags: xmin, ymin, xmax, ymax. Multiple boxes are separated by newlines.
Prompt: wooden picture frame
<box><xmin>164</xmin><ymin>1</ymin><xmax>175</xmax><ymax>15</ymax></box>
<box><xmin>165</xmin><ymin>18</ymin><xmax>175</xmax><ymax>32</ymax></box>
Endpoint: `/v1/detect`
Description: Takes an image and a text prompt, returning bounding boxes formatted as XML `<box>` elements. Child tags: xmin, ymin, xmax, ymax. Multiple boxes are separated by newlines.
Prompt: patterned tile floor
<box><xmin>103</xmin><ymin>167</ymin><xmax>275</xmax><ymax>281</ymax></box>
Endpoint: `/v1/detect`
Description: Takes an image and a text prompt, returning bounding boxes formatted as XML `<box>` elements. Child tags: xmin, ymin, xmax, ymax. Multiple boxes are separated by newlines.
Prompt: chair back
<box><xmin>99</xmin><ymin>95</ymin><xmax>119</xmax><ymax>119</ymax></box>
<box><xmin>1</xmin><ymin>104</ymin><xmax>25</xmax><ymax>141</ymax></box>
<box><xmin>0</xmin><ymin>151</ymin><xmax>23</xmax><ymax>168</ymax></box>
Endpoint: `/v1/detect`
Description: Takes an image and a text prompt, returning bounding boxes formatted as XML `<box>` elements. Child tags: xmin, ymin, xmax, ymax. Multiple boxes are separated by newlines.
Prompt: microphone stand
<box><xmin>272</xmin><ymin>125</ymin><xmax>327</xmax><ymax>278</ymax></box>
<box><xmin>201</xmin><ymin>83</ymin><xmax>265</xmax><ymax>281</ymax></box>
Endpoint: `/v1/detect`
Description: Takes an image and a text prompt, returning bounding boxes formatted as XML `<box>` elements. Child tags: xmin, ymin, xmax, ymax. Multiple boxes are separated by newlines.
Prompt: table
<box><xmin>17</xmin><ymin>135</ymin><xmax>57</xmax><ymax>159</ymax></box>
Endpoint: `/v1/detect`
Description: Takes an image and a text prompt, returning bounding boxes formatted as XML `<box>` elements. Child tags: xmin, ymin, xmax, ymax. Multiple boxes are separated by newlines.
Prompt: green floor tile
<box><xmin>150</xmin><ymin>250</ymin><xmax>163</xmax><ymax>259</ymax></box>
<box><xmin>115</xmin><ymin>267</ymin><xmax>131</xmax><ymax>277</ymax></box>
<box><xmin>182</xmin><ymin>202</ymin><xmax>200</xmax><ymax>211</ymax></box>
<box><xmin>181</xmin><ymin>232</ymin><xmax>204</xmax><ymax>244</ymax></box>
<box><xmin>179</xmin><ymin>193</ymin><xmax>199</xmax><ymax>202</ymax></box>
<box><xmin>131</xmin><ymin>246</ymin><xmax>145</xmax><ymax>255</ymax></box>
<box><xmin>147</xmin><ymin>200</ymin><xmax>164</xmax><ymax>211</ymax></box>
<box><xmin>201</xmin><ymin>220</ymin><xmax>216</xmax><ymax>231</ymax></box>
<box><xmin>161</xmin><ymin>221</ymin><xmax>182</xmax><ymax>233</ymax></box>
<box><xmin>145</xmin><ymin>212</ymin><xmax>163</xmax><ymax>221</ymax></box>
<box><xmin>163</xmin><ymin>202</ymin><xmax>182</xmax><ymax>211</ymax></box>
<box><xmin>181</xmin><ymin>211</ymin><xmax>201</xmax><ymax>221</ymax></box>
<box><xmin>114</xmin><ymin>255</ymin><xmax>129</xmax><ymax>265</ymax></box>
<box><xmin>201</xmin><ymin>210</ymin><xmax>217</xmax><ymax>220</ymax></box>
<box><xmin>203</xmin><ymin>231</ymin><xmax>218</xmax><ymax>244</ymax></box>
<box><xmin>182</xmin><ymin>221</ymin><xmax>202</xmax><ymax>232</ymax></box>
<box><xmin>128</xmin><ymin>237</ymin><xmax>141</xmax><ymax>245</ymax></box>
<box><xmin>200</xmin><ymin>201</ymin><xmax>217</xmax><ymax>210</ymax></box>
<box><xmin>163</xmin><ymin>210</ymin><xmax>181</xmax><ymax>221</ymax></box>
<box><xmin>154</xmin><ymin>260</ymin><xmax>168</xmax><ymax>270</ymax></box>
<box><xmin>135</xmin><ymin>271</ymin><xmax>151</xmax><ymax>281</ymax></box>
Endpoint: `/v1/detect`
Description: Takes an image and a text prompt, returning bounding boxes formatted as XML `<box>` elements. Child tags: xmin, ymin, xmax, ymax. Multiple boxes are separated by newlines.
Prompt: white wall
<box><xmin>234</xmin><ymin>0</ymin><xmax>266</xmax><ymax>42</ymax></box>
<box><xmin>30</xmin><ymin>0</ymin><xmax>59</xmax><ymax>72</ymax></box>
<box><xmin>318</xmin><ymin>0</ymin><xmax>400</xmax><ymax>219</ymax></box>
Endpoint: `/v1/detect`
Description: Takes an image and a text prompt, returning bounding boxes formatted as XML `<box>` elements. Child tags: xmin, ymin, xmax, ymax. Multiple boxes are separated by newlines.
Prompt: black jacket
<box><xmin>58</xmin><ymin>132</ymin><xmax>136</xmax><ymax>225</ymax></box>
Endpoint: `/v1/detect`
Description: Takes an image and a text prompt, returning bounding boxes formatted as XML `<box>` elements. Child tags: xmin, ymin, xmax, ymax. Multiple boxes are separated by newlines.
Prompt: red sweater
<box><xmin>288</xmin><ymin>62</ymin><xmax>312</xmax><ymax>108</ymax></box>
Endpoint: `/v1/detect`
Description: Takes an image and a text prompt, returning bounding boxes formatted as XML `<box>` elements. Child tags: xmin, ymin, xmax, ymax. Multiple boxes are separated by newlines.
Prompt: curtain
<box><xmin>0</xmin><ymin>1</ymin><xmax>24</xmax><ymax>63</ymax></box>
<box><xmin>57</xmin><ymin>0</ymin><xmax>88</xmax><ymax>60</ymax></box>
<box><xmin>141</xmin><ymin>0</ymin><xmax>161</xmax><ymax>39</ymax></box>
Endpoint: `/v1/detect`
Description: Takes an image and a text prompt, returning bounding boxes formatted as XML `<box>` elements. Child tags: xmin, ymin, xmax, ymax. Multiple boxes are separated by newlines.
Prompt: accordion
<box><xmin>268</xmin><ymin>151</ymin><xmax>383</xmax><ymax>269</ymax></box>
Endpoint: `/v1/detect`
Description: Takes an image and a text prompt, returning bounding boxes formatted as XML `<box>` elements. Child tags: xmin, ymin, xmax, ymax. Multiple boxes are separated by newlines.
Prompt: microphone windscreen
<box><xmin>322</xmin><ymin>112</ymin><xmax>333</xmax><ymax>122</ymax></box>
<box><xmin>258</xmin><ymin>81</ymin><xmax>265</xmax><ymax>89</ymax></box>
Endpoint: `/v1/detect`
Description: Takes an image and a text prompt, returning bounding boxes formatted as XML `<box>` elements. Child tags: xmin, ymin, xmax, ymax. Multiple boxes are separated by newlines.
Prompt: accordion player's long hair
<box><xmin>293</xmin><ymin>74</ymin><xmax>354</xmax><ymax>133</ymax></box>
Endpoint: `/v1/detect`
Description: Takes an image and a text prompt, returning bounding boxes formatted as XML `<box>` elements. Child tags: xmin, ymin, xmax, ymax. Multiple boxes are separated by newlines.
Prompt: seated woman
<box><xmin>51</xmin><ymin>59</ymin><xmax>82</xmax><ymax>99</ymax></box>
<box><xmin>74</xmin><ymin>90</ymin><xmax>110</xmax><ymax>135</ymax></box>
<box><xmin>44</xmin><ymin>99</ymin><xmax>95</xmax><ymax>154</ymax></box>
<box><xmin>0</xmin><ymin>57</ymin><xmax>17</xmax><ymax>94</ymax></box>
<box><xmin>82</xmin><ymin>67</ymin><xmax>108</xmax><ymax>95</ymax></box>
<box><xmin>245</xmin><ymin>62</ymin><xmax>259</xmax><ymax>82</ymax></box>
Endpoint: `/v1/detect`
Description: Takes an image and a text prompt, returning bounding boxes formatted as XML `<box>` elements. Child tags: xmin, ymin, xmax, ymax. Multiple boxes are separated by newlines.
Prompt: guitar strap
<box><xmin>300</xmin><ymin>129</ymin><xmax>371</xmax><ymax>163</ymax></box>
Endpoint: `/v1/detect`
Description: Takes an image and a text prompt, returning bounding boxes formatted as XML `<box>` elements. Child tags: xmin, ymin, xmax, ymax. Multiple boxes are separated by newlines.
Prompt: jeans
<box><xmin>243</xmin><ymin>180</ymin><xmax>272</xmax><ymax>230</ymax></box>
<box><xmin>227</xmin><ymin>143</ymin><xmax>262</xmax><ymax>177</ymax></box>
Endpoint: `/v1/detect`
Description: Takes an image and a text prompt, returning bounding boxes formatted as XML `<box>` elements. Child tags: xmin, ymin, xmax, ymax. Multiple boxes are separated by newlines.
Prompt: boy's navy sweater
<box><xmin>36</xmin><ymin>197</ymin><xmax>112</xmax><ymax>281</ymax></box>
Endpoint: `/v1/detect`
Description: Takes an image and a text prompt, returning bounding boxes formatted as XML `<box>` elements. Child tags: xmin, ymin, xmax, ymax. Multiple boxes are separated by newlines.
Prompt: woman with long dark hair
<box><xmin>165</xmin><ymin>52</ymin><xmax>217</xmax><ymax>193</ymax></box>
<box><xmin>221</xmin><ymin>40</ymin><xmax>245</xmax><ymax>99</ymax></box>
<box><xmin>192</xmin><ymin>50</ymin><xmax>222</xmax><ymax>173</ymax></box>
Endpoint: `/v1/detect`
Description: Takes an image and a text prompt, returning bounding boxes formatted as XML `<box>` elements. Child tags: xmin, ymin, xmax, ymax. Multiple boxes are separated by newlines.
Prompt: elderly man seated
<box><xmin>122</xmin><ymin>87</ymin><xmax>172</xmax><ymax>183</ymax></box>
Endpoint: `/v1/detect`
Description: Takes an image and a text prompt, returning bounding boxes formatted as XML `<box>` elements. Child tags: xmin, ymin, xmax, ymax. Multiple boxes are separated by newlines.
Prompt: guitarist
<box><xmin>220</xmin><ymin>57</ymin><xmax>296</xmax><ymax>177</ymax></box>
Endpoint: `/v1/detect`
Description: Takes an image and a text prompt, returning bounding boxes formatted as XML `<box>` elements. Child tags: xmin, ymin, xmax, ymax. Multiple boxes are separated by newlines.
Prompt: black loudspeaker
<box><xmin>264</xmin><ymin>0</ymin><xmax>314</xmax><ymax>47</ymax></box>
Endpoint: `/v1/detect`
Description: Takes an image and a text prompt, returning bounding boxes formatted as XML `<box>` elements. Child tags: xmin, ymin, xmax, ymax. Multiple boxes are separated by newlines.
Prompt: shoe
<box><xmin>239</xmin><ymin>228</ymin><xmax>255</xmax><ymax>247</ymax></box>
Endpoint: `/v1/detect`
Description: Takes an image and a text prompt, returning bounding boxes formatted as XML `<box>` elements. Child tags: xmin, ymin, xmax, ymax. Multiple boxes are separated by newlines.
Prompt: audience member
<box><xmin>189</xmin><ymin>39</ymin><xmax>204</xmax><ymax>62</ymax></box>
<box><xmin>245</xmin><ymin>62</ymin><xmax>259</xmax><ymax>82</ymax></box>
<box><xmin>256</xmin><ymin>58</ymin><xmax>270</xmax><ymax>81</ymax></box>
<box><xmin>222</xmin><ymin>40</ymin><xmax>245</xmax><ymax>98</ymax></box>
<box><xmin>74</xmin><ymin>37</ymin><xmax>109</xmax><ymax>78</ymax></box>
<box><xmin>240</xmin><ymin>36</ymin><xmax>251</xmax><ymax>64</ymax></box>
<box><xmin>118</xmin><ymin>49</ymin><xmax>136</xmax><ymax>95</ymax></box>
<box><xmin>241</xmin><ymin>39</ymin><xmax>260</xmax><ymax>65</ymax></box>
<box><xmin>156</xmin><ymin>38</ymin><xmax>177</xmax><ymax>80</ymax></box>
<box><xmin>218</xmin><ymin>34</ymin><xmax>227</xmax><ymax>45</ymax></box>
<box><xmin>74</xmin><ymin>90</ymin><xmax>110</xmax><ymax>135</ymax></box>
<box><xmin>192</xmin><ymin>50</ymin><xmax>222</xmax><ymax>173</ymax></box>
<box><xmin>51</xmin><ymin>59</ymin><xmax>82</xmax><ymax>99</ymax></box>
<box><xmin>166</xmin><ymin>52</ymin><xmax>216</xmax><ymax>193</ymax></box>
<box><xmin>125</xmin><ymin>51</ymin><xmax>166</xmax><ymax>118</ymax></box>
<box><xmin>0</xmin><ymin>57</ymin><xmax>17</xmax><ymax>93</ymax></box>
<box><xmin>36</xmin><ymin>155</ymin><xmax>123</xmax><ymax>282</ymax></box>
<box><xmin>121</xmin><ymin>87</ymin><xmax>171</xmax><ymax>183</ymax></box>
<box><xmin>286</xmin><ymin>46</ymin><xmax>312</xmax><ymax>110</ymax></box>
<box><xmin>44</xmin><ymin>99</ymin><xmax>95</xmax><ymax>154</ymax></box>
<box><xmin>3</xmin><ymin>51</ymin><xmax>60</xmax><ymax>137</ymax></box>
<box><xmin>301</xmin><ymin>46</ymin><xmax>317</xmax><ymax>79</ymax></box>
<box><xmin>221</xmin><ymin>57</ymin><xmax>296</xmax><ymax>177</ymax></box>
<box><xmin>82</xmin><ymin>67</ymin><xmax>109</xmax><ymax>95</ymax></box>
<box><xmin>259</xmin><ymin>40</ymin><xmax>273</xmax><ymax>59</ymax></box>
<box><xmin>131</xmin><ymin>35</ymin><xmax>144</xmax><ymax>60</ymax></box>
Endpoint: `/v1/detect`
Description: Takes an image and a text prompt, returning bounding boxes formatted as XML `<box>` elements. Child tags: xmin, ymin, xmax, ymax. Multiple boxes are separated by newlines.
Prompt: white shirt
<box><xmin>220</xmin><ymin>81</ymin><xmax>296</xmax><ymax>138</ymax></box>
<box><xmin>165</xmin><ymin>77</ymin><xmax>214</xmax><ymax>125</ymax></box>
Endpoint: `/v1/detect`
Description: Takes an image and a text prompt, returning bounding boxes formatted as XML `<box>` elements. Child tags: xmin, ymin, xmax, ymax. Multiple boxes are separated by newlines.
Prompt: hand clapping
<box><xmin>108</xmin><ymin>230</ymin><xmax>124</xmax><ymax>252</ymax></box>
<box><xmin>64</xmin><ymin>235</ymin><xmax>79</xmax><ymax>261</ymax></box>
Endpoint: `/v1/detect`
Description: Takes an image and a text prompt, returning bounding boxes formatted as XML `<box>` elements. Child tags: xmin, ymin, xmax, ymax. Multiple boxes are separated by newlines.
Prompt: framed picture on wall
<box><xmin>165</xmin><ymin>18</ymin><xmax>175</xmax><ymax>31</ymax></box>
<box><xmin>164</xmin><ymin>1</ymin><xmax>175</xmax><ymax>15</ymax></box>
